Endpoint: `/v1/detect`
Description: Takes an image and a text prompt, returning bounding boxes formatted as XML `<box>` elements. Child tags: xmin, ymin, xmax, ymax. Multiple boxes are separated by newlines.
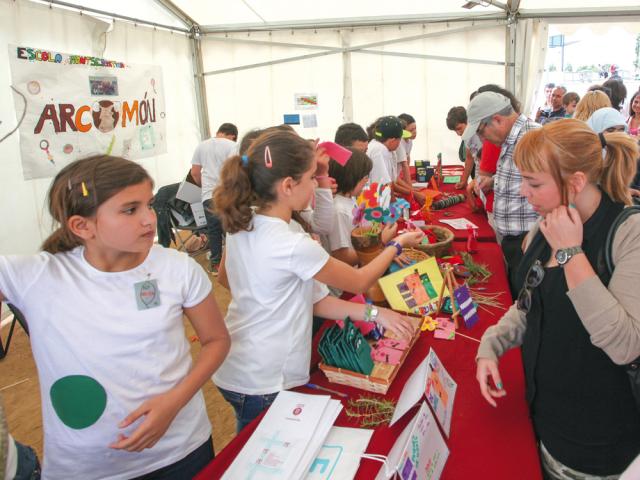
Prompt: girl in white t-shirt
<box><xmin>0</xmin><ymin>156</ymin><xmax>230</xmax><ymax>480</ymax></box>
<box><xmin>211</xmin><ymin>130</ymin><xmax>423</xmax><ymax>431</ymax></box>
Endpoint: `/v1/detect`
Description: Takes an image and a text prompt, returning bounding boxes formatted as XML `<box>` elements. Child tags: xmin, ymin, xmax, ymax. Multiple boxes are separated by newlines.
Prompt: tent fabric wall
<box><xmin>0</xmin><ymin>0</ymin><xmax>200</xmax><ymax>255</ymax></box>
<box><xmin>514</xmin><ymin>18</ymin><xmax>549</xmax><ymax>117</ymax></box>
<box><xmin>201</xmin><ymin>21</ymin><xmax>506</xmax><ymax>166</ymax></box>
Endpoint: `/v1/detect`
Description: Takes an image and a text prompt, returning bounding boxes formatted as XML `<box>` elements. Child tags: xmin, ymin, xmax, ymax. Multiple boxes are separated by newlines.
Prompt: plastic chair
<box><xmin>0</xmin><ymin>304</ymin><xmax>30</xmax><ymax>360</ymax></box>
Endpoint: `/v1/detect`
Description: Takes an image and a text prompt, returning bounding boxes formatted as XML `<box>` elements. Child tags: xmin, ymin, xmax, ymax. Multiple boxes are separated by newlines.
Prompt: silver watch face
<box><xmin>556</xmin><ymin>249</ymin><xmax>569</xmax><ymax>264</ymax></box>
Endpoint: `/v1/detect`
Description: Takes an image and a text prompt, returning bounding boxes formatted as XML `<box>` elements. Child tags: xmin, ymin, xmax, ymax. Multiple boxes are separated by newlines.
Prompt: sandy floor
<box><xmin>0</xmin><ymin>247</ymin><xmax>237</xmax><ymax>461</ymax></box>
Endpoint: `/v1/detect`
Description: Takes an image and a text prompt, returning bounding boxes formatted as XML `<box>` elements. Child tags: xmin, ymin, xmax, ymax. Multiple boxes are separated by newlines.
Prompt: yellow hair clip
<box><xmin>81</xmin><ymin>182</ymin><xmax>89</xmax><ymax>197</ymax></box>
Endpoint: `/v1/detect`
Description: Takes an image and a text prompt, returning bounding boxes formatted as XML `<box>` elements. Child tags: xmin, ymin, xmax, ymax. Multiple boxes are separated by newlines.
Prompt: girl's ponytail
<box><xmin>600</xmin><ymin>132</ymin><xmax>639</xmax><ymax>205</ymax></box>
<box><xmin>213</xmin><ymin>130</ymin><xmax>314</xmax><ymax>233</ymax></box>
<box><xmin>213</xmin><ymin>155</ymin><xmax>253</xmax><ymax>234</ymax></box>
<box><xmin>42</xmin><ymin>227</ymin><xmax>83</xmax><ymax>254</ymax></box>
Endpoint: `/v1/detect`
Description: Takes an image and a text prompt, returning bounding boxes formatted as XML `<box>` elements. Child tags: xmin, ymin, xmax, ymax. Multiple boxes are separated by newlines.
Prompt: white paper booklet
<box><xmin>222</xmin><ymin>391</ymin><xmax>342</xmax><ymax>480</ymax></box>
<box><xmin>438</xmin><ymin>218</ymin><xmax>479</xmax><ymax>230</ymax></box>
<box><xmin>375</xmin><ymin>401</ymin><xmax>449</xmax><ymax>480</ymax></box>
<box><xmin>306</xmin><ymin>427</ymin><xmax>373</xmax><ymax>480</ymax></box>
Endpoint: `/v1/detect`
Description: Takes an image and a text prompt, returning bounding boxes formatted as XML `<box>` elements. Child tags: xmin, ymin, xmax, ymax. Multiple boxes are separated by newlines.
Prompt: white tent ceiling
<box><xmin>28</xmin><ymin>0</ymin><xmax>640</xmax><ymax>33</ymax></box>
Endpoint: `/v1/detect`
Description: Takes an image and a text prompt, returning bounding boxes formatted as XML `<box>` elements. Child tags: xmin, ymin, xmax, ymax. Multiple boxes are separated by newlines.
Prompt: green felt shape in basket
<box><xmin>318</xmin><ymin>317</ymin><xmax>374</xmax><ymax>375</ymax></box>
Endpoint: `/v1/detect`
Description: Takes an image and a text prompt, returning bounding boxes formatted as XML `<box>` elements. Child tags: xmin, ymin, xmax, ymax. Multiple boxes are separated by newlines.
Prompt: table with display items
<box><xmin>196</xmin><ymin>240</ymin><xmax>541</xmax><ymax>479</ymax></box>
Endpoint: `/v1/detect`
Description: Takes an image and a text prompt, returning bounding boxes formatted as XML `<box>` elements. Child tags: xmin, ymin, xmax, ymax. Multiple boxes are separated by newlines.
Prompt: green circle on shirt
<box><xmin>50</xmin><ymin>375</ymin><xmax>107</xmax><ymax>429</ymax></box>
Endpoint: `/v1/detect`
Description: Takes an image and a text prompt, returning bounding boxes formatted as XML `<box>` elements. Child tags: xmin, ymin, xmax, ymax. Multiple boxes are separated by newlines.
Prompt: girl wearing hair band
<box><xmin>212</xmin><ymin>130</ymin><xmax>424</xmax><ymax>431</ymax></box>
<box><xmin>0</xmin><ymin>156</ymin><xmax>230</xmax><ymax>479</ymax></box>
<box><xmin>475</xmin><ymin>119</ymin><xmax>640</xmax><ymax>479</ymax></box>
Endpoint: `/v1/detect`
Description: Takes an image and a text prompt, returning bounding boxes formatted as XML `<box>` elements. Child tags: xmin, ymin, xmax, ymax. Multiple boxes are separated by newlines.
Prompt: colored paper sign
<box><xmin>318</xmin><ymin>141</ymin><xmax>352</xmax><ymax>166</ymax></box>
<box><xmin>376</xmin><ymin>401</ymin><xmax>449</xmax><ymax>480</ymax></box>
<box><xmin>9</xmin><ymin>44</ymin><xmax>166</xmax><ymax>180</ymax></box>
<box><xmin>424</xmin><ymin>348</ymin><xmax>457</xmax><ymax>437</ymax></box>
<box><xmin>378</xmin><ymin>258</ymin><xmax>447</xmax><ymax>315</ymax></box>
<box><xmin>442</xmin><ymin>176</ymin><xmax>461</xmax><ymax>184</ymax></box>
<box><xmin>453</xmin><ymin>285</ymin><xmax>479</xmax><ymax>329</ymax></box>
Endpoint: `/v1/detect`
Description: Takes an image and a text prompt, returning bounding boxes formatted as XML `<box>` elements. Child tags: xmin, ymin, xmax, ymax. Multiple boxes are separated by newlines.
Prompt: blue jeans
<box><xmin>131</xmin><ymin>437</ymin><xmax>214</xmax><ymax>480</ymax></box>
<box><xmin>202</xmin><ymin>199</ymin><xmax>223</xmax><ymax>264</ymax></box>
<box><xmin>15</xmin><ymin>441</ymin><xmax>41</xmax><ymax>480</ymax></box>
<box><xmin>218</xmin><ymin>387</ymin><xmax>278</xmax><ymax>433</ymax></box>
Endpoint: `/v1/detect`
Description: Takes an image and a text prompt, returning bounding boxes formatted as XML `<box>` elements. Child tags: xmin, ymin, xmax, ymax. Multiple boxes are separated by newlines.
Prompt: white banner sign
<box><xmin>9</xmin><ymin>45</ymin><xmax>166</xmax><ymax>180</ymax></box>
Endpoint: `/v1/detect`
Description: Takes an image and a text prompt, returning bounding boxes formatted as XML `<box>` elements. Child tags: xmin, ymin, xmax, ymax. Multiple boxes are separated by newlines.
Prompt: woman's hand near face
<box><xmin>539</xmin><ymin>205</ymin><xmax>583</xmax><ymax>250</ymax></box>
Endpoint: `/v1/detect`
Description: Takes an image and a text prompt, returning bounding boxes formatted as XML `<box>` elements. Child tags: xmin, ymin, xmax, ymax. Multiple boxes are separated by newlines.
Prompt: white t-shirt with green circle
<box><xmin>0</xmin><ymin>245</ymin><xmax>212</xmax><ymax>479</ymax></box>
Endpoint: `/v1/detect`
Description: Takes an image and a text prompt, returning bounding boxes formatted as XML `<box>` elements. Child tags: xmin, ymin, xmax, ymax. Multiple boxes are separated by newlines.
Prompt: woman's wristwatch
<box><xmin>555</xmin><ymin>246</ymin><xmax>583</xmax><ymax>266</ymax></box>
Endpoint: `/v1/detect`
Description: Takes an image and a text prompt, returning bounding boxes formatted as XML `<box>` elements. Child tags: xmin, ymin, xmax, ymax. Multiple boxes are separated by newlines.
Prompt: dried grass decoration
<box><xmin>460</xmin><ymin>251</ymin><xmax>492</xmax><ymax>286</ymax></box>
<box><xmin>345</xmin><ymin>395</ymin><xmax>397</xmax><ymax>428</ymax></box>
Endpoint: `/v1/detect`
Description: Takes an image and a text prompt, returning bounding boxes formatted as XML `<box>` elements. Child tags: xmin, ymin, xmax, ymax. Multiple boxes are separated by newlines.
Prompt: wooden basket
<box><xmin>415</xmin><ymin>225</ymin><xmax>454</xmax><ymax>257</ymax></box>
<box><xmin>318</xmin><ymin>316</ymin><xmax>422</xmax><ymax>394</ymax></box>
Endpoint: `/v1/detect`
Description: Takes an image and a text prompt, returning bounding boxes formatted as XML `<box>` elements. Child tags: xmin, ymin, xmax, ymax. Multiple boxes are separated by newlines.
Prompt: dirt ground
<box><xmin>0</xmin><ymin>248</ymin><xmax>237</xmax><ymax>462</ymax></box>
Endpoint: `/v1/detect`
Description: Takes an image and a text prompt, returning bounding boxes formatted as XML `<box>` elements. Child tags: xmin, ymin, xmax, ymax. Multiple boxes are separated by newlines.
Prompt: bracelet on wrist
<box><xmin>385</xmin><ymin>240</ymin><xmax>403</xmax><ymax>257</ymax></box>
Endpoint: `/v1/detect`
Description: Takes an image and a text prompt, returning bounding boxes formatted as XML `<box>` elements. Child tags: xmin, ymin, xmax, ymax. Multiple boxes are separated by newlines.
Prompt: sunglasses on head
<box><xmin>516</xmin><ymin>260</ymin><xmax>545</xmax><ymax>313</ymax></box>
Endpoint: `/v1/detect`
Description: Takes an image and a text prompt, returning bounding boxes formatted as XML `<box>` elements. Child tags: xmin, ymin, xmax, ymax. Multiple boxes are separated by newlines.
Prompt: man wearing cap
<box><xmin>462</xmin><ymin>91</ymin><xmax>540</xmax><ymax>297</ymax></box>
<box><xmin>367</xmin><ymin>116</ymin><xmax>411</xmax><ymax>185</ymax></box>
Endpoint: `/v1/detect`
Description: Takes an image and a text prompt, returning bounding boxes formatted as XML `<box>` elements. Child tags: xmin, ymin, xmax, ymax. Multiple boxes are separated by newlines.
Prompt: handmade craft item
<box><xmin>318</xmin><ymin>318</ymin><xmax>374</xmax><ymax>375</ymax></box>
<box><xmin>435</xmin><ymin>264</ymin><xmax>460</xmax><ymax>327</ymax></box>
<box><xmin>378</xmin><ymin>258</ymin><xmax>447</xmax><ymax>315</ymax></box>
<box><xmin>432</xmin><ymin>194</ymin><xmax>466</xmax><ymax>210</ymax></box>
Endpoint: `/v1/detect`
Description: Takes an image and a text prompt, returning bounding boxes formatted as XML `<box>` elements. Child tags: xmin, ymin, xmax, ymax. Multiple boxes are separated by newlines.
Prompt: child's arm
<box><xmin>110</xmin><ymin>293</ymin><xmax>230</xmax><ymax>452</ymax></box>
<box><xmin>313</xmin><ymin>295</ymin><xmax>414</xmax><ymax>340</ymax></box>
<box><xmin>217</xmin><ymin>249</ymin><xmax>230</xmax><ymax>290</ymax></box>
<box><xmin>314</xmin><ymin>231</ymin><xmax>423</xmax><ymax>293</ymax></box>
<box><xmin>331</xmin><ymin>247</ymin><xmax>359</xmax><ymax>266</ymax></box>
<box><xmin>456</xmin><ymin>147</ymin><xmax>474</xmax><ymax>190</ymax></box>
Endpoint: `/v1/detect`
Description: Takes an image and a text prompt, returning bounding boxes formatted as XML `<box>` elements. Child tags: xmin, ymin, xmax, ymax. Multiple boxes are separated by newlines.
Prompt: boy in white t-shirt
<box><xmin>0</xmin><ymin>156</ymin><xmax>230</xmax><ymax>480</ymax></box>
<box><xmin>191</xmin><ymin>123</ymin><xmax>239</xmax><ymax>274</ymax></box>
<box><xmin>367</xmin><ymin>116</ymin><xmax>425</xmax><ymax>204</ymax></box>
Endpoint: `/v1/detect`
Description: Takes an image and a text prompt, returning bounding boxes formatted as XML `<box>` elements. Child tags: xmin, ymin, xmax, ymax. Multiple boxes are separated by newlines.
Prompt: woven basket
<box><xmin>402</xmin><ymin>248</ymin><xmax>430</xmax><ymax>263</ymax></box>
<box><xmin>415</xmin><ymin>225</ymin><xmax>454</xmax><ymax>257</ymax></box>
<box><xmin>318</xmin><ymin>316</ymin><xmax>422</xmax><ymax>394</ymax></box>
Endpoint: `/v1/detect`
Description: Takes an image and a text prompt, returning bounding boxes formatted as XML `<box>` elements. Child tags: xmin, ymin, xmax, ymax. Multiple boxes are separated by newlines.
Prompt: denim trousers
<box><xmin>202</xmin><ymin>199</ymin><xmax>223</xmax><ymax>264</ymax></box>
<box><xmin>15</xmin><ymin>441</ymin><xmax>41</xmax><ymax>480</ymax></box>
<box><xmin>218</xmin><ymin>387</ymin><xmax>279</xmax><ymax>433</ymax></box>
<box><xmin>131</xmin><ymin>437</ymin><xmax>214</xmax><ymax>480</ymax></box>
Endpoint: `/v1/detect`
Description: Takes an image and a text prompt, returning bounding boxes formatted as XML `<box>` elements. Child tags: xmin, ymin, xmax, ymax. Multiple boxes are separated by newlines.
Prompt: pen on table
<box><xmin>304</xmin><ymin>383</ymin><xmax>349</xmax><ymax>398</ymax></box>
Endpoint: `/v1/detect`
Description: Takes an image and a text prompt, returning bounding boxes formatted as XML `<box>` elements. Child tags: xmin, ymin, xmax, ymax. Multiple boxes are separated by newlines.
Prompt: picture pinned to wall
<box><xmin>283</xmin><ymin>114</ymin><xmax>301</xmax><ymax>125</ymax></box>
<box><xmin>295</xmin><ymin>93</ymin><xmax>318</xmax><ymax>110</ymax></box>
<box><xmin>89</xmin><ymin>76</ymin><xmax>118</xmax><ymax>96</ymax></box>
<box><xmin>302</xmin><ymin>113</ymin><xmax>317</xmax><ymax>128</ymax></box>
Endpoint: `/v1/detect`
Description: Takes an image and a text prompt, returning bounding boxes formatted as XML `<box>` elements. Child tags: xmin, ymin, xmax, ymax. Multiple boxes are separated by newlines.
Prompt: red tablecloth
<box><xmin>197</xmin><ymin>241</ymin><xmax>540</xmax><ymax>480</ymax></box>
<box><xmin>428</xmin><ymin>201</ymin><xmax>496</xmax><ymax>242</ymax></box>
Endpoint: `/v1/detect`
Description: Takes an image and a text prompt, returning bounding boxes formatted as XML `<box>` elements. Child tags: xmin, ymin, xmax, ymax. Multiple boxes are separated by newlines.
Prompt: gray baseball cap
<box><xmin>461</xmin><ymin>91</ymin><xmax>512</xmax><ymax>142</ymax></box>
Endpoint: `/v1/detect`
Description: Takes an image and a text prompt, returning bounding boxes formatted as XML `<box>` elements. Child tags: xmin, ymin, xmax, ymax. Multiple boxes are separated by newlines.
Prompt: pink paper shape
<box><xmin>434</xmin><ymin>318</ymin><xmax>456</xmax><ymax>340</ymax></box>
<box><xmin>318</xmin><ymin>141</ymin><xmax>353</xmax><ymax>166</ymax></box>
<box><xmin>371</xmin><ymin>345</ymin><xmax>403</xmax><ymax>364</ymax></box>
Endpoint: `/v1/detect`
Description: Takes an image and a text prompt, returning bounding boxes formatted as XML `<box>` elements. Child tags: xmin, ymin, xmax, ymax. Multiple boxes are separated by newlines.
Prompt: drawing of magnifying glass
<box><xmin>40</xmin><ymin>139</ymin><xmax>55</xmax><ymax>165</ymax></box>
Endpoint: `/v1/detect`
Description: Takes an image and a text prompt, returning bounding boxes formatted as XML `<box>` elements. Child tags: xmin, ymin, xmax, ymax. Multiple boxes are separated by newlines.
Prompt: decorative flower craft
<box><xmin>364</xmin><ymin>207</ymin><xmax>387</xmax><ymax>222</ymax></box>
<box><xmin>352</xmin><ymin>202</ymin><xmax>366</xmax><ymax>227</ymax></box>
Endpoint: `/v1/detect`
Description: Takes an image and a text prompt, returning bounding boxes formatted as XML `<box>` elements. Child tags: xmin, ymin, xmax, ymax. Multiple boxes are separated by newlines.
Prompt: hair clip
<box><xmin>241</xmin><ymin>154</ymin><xmax>249</xmax><ymax>166</ymax></box>
<box><xmin>67</xmin><ymin>179</ymin><xmax>72</xmax><ymax>191</ymax></box>
<box><xmin>81</xmin><ymin>181</ymin><xmax>89</xmax><ymax>197</ymax></box>
<box><xmin>264</xmin><ymin>145</ymin><xmax>273</xmax><ymax>168</ymax></box>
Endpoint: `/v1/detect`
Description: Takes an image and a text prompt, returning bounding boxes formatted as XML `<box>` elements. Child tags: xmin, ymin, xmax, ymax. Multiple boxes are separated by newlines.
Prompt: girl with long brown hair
<box><xmin>0</xmin><ymin>155</ymin><xmax>230</xmax><ymax>479</ymax></box>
